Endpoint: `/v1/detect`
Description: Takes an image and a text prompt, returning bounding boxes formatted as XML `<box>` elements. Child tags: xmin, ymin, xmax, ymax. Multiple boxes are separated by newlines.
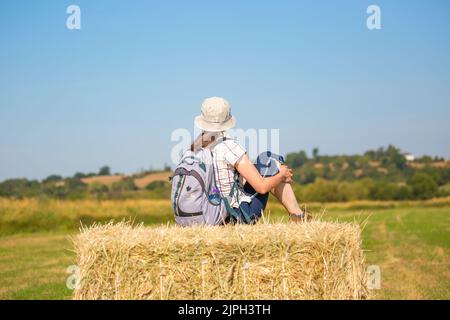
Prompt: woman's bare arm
<box><xmin>235</xmin><ymin>153</ymin><xmax>292</xmax><ymax>194</ymax></box>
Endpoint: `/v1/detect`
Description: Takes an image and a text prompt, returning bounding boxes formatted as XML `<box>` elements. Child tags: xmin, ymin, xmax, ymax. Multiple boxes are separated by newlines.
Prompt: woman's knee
<box><xmin>256</xmin><ymin>151</ymin><xmax>285</xmax><ymax>177</ymax></box>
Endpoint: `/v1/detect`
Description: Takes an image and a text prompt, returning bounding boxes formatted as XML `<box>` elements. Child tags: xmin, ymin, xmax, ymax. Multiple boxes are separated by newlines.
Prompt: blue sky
<box><xmin>1</xmin><ymin>0</ymin><xmax>449</xmax><ymax>180</ymax></box>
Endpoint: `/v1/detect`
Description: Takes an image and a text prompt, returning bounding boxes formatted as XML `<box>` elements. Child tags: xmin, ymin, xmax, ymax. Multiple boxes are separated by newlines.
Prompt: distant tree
<box><xmin>375</xmin><ymin>147</ymin><xmax>385</xmax><ymax>161</ymax></box>
<box><xmin>408</xmin><ymin>173</ymin><xmax>438</xmax><ymax>200</ymax></box>
<box><xmin>112</xmin><ymin>178</ymin><xmax>137</xmax><ymax>192</ymax></box>
<box><xmin>286</xmin><ymin>151</ymin><xmax>308</xmax><ymax>168</ymax></box>
<box><xmin>417</xmin><ymin>156</ymin><xmax>433</xmax><ymax>164</ymax></box>
<box><xmin>369</xmin><ymin>182</ymin><xmax>391</xmax><ymax>200</ymax></box>
<box><xmin>146</xmin><ymin>180</ymin><xmax>169</xmax><ymax>191</ymax></box>
<box><xmin>303</xmin><ymin>179</ymin><xmax>341</xmax><ymax>202</ymax></box>
<box><xmin>146</xmin><ymin>180</ymin><xmax>171</xmax><ymax>199</ymax></box>
<box><xmin>386</xmin><ymin>145</ymin><xmax>407</xmax><ymax>169</ymax></box>
<box><xmin>312</xmin><ymin>148</ymin><xmax>319</xmax><ymax>159</ymax></box>
<box><xmin>89</xmin><ymin>183</ymin><xmax>109</xmax><ymax>200</ymax></box>
<box><xmin>60</xmin><ymin>178</ymin><xmax>88</xmax><ymax>200</ymax></box>
<box><xmin>364</xmin><ymin>150</ymin><xmax>376</xmax><ymax>160</ymax></box>
<box><xmin>98</xmin><ymin>166</ymin><xmax>111</xmax><ymax>176</ymax></box>
<box><xmin>0</xmin><ymin>179</ymin><xmax>40</xmax><ymax>198</ymax></box>
<box><xmin>369</xmin><ymin>182</ymin><xmax>412</xmax><ymax>201</ymax></box>
<box><xmin>300</xmin><ymin>168</ymin><xmax>317</xmax><ymax>184</ymax></box>
<box><xmin>42</xmin><ymin>184</ymin><xmax>67</xmax><ymax>199</ymax></box>
<box><xmin>421</xmin><ymin>167</ymin><xmax>445</xmax><ymax>186</ymax></box>
<box><xmin>73</xmin><ymin>172</ymin><xmax>87</xmax><ymax>179</ymax></box>
<box><xmin>442</xmin><ymin>168</ymin><xmax>450</xmax><ymax>185</ymax></box>
<box><xmin>395</xmin><ymin>185</ymin><xmax>413</xmax><ymax>200</ymax></box>
<box><xmin>42</xmin><ymin>175</ymin><xmax>63</xmax><ymax>183</ymax></box>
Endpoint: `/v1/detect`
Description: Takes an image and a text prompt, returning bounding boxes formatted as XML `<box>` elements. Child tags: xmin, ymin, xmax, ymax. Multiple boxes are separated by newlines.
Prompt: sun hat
<box><xmin>194</xmin><ymin>97</ymin><xmax>236</xmax><ymax>132</ymax></box>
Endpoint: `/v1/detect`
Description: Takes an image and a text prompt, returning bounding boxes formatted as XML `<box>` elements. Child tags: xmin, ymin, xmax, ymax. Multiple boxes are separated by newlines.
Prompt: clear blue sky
<box><xmin>1</xmin><ymin>0</ymin><xmax>449</xmax><ymax>181</ymax></box>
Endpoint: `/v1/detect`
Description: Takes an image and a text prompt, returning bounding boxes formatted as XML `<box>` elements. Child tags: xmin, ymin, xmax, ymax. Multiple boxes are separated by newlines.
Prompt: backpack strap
<box><xmin>208</xmin><ymin>142</ymin><xmax>254</xmax><ymax>224</ymax></box>
<box><xmin>181</xmin><ymin>155</ymin><xmax>207</xmax><ymax>172</ymax></box>
<box><xmin>208</xmin><ymin>147</ymin><xmax>242</xmax><ymax>223</ymax></box>
<box><xmin>222</xmin><ymin>172</ymin><xmax>254</xmax><ymax>224</ymax></box>
<box><xmin>172</xmin><ymin>175</ymin><xmax>185</xmax><ymax>216</ymax></box>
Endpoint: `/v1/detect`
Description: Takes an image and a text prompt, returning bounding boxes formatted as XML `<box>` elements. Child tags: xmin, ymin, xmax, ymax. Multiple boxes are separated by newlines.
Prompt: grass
<box><xmin>330</xmin><ymin>206</ymin><xmax>450</xmax><ymax>299</ymax></box>
<box><xmin>0</xmin><ymin>198</ymin><xmax>173</xmax><ymax>236</ymax></box>
<box><xmin>0</xmin><ymin>198</ymin><xmax>449</xmax><ymax>299</ymax></box>
<box><xmin>0</xmin><ymin>231</ymin><xmax>73</xmax><ymax>299</ymax></box>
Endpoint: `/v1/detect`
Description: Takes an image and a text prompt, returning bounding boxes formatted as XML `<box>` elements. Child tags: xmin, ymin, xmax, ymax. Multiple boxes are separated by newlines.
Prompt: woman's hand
<box><xmin>279</xmin><ymin>165</ymin><xmax>293</xmax><ymax>183</ymax></box>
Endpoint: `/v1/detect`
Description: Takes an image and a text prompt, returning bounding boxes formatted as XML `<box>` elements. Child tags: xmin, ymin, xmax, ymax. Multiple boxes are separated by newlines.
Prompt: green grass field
<box><xmin>0</xmin><ymin>199</ymin><xmax>449</xmax><ymax>299</ymax></box>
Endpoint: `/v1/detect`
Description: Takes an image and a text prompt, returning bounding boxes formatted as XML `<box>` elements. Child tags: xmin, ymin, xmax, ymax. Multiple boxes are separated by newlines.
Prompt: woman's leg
<box><xmin>271</xmin><ymin>182</ymin><xmax>303</xmax><ymax>215</ymax></box>
<box><xmin>254</xmin><ymin>151</ymin><xmax>303</xmax><ymax>215</ymax></box>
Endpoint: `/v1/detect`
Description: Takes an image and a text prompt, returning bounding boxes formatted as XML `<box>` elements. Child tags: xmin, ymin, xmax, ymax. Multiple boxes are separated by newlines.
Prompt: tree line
<box><xmin>0</xmin><ymin>145</ymin><xmax>449</xmax><ymax>202</ymax></box>
<box><xmin>286</xmin><ymin>145</ymin><xmax>450</xmax><ymax>202</ymax></box>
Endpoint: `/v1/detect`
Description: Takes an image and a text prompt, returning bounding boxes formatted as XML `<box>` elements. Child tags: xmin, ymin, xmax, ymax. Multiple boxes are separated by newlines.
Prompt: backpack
<box><xmin>171</xmin><ymin>148</ymin><xmax>229</xmax><ymax>226</ymax></box>
<box><xmin>171</xmin><ymin>147</ymin><xmax>258</xmax><ymax>226</ymax></box>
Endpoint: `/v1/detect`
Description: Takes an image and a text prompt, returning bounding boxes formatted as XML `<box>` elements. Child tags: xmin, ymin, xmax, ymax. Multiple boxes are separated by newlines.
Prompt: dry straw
<box><xmin>72</xmin><ymin>220</ymin><xmax>370</xmax><ymax>300</ymax></box>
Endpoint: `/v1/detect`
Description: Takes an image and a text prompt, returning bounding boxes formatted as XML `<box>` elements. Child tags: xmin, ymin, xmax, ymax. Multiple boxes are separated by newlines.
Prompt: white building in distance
<box><xmin>404</xmin><ymin>153</ymin><xmax>415</xmax><ymax>162</ymax></box>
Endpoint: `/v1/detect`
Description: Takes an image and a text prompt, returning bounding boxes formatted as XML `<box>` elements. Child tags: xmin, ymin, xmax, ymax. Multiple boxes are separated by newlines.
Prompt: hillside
<box><xmin>133</xmin><ymin>172</ymin><xmax>172</xmax><ymax>189</ymax></box>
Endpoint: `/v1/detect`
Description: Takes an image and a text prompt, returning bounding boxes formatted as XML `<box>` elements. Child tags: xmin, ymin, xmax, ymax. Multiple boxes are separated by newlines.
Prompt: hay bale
<box><xmin>73</xmin><ymin>221</ymin><xmax>370</xmax><ymax>300</ymax></box>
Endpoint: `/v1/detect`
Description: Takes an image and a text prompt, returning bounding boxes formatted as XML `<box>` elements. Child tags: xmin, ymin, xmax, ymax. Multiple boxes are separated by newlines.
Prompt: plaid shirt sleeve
<box><xmin>223</xmin><ymin>139</ymin><xmax>246</xmax><ymax>166</ymax></box>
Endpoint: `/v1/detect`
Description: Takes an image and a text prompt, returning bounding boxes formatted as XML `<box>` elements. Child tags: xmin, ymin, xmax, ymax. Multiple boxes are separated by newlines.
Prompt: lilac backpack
<box><xmin>171</xmin><ymin>149</ymin><xmax>230</xmax><ymax>226</ymax></box>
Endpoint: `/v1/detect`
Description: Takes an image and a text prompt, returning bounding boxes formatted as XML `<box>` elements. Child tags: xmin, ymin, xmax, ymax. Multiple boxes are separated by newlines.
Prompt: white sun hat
<box><xmin>194</xmin><ymin>97</ymin><xmax>236</xmax><ymax>132</ymax></box>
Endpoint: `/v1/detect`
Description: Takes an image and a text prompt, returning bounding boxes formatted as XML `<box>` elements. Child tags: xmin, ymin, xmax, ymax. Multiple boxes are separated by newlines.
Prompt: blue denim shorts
<box><xmin>236</xmin><ymin>152</ymin><xmax>285</xmax><ymax>222</ymax></box>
